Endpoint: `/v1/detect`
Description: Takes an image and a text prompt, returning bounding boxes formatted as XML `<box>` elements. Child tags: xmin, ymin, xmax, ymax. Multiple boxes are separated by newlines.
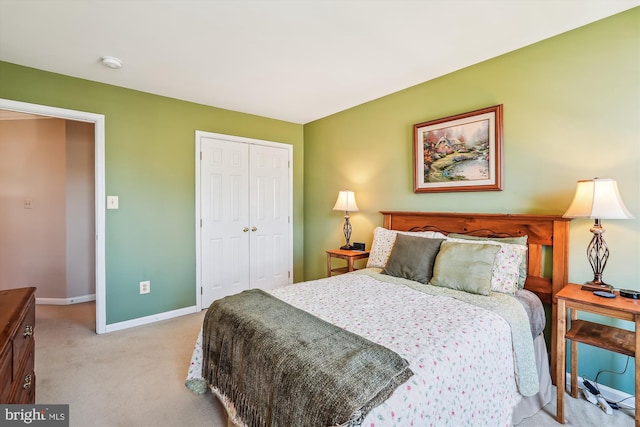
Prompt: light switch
<box><xmin>107</xmin><ymin>196</ymin><xmax>119</xmax><ymax>209</ymax></box>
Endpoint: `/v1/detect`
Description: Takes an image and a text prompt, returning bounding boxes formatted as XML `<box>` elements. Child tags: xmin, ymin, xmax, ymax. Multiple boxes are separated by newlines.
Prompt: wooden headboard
<box><xmin>381</xmin><ymin>211</ymin><xmax>571</xmax><ymax>304</ymax></box>
<box><xmin>381</xmin><ymin>211</ymin><xmax>571</xmax><ymax>383</ymax></box>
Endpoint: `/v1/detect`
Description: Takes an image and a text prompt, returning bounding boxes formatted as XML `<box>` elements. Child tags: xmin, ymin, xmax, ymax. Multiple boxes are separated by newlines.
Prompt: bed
<box><xmin>186</xmin><ymin>211</ymin><xmax>571</xmax><ymax>426</ymax></box>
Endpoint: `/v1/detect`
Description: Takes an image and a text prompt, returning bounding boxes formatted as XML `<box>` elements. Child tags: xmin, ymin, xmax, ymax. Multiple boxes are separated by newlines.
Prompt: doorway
<box><xmin>0</xmin><ymin>98</ymin><xmax>106</xmax><ymax>334</ymax></box>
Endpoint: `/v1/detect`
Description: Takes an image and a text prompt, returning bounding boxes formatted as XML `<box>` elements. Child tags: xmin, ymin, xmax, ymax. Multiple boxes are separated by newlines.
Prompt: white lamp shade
<box><xmin>333</xmin><ymin>190</ymin><xmax>359</xmax><ymax>212</ymax></box>
<box><xmin>563</xmin><ymin>178</ymin><xmax>634</xmax><ymax>219</ymax></box>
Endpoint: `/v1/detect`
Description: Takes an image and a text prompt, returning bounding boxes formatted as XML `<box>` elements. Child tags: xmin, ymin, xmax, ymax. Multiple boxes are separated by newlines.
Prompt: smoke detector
<box><xmin>101</xmin><ymin>56</ymin><xmax>122</xmax><ymax>69</ymax></box>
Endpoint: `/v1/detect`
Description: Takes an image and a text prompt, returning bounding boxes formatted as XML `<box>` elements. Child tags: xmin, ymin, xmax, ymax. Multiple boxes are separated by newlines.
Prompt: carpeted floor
<box><xmin>34</xmin><ymin>302</ymin><xmax>634</xmax><ymax>427</ymax></box>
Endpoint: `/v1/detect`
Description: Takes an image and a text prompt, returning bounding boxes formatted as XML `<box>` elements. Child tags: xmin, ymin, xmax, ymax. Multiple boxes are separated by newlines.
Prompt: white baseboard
<box><xmin>104</xmin><ymin>305</ymin><xmax>198</xmax><ymax>333</ymax></box>
<box><xmin>566</xmin><ymin>372</ymin><xmax>635</xmax><ymax>410</ymax></box>
<box><xmin>36</xmin><ymin>294</ymin><xmax>96</xmax><ymax>305</ymax></box>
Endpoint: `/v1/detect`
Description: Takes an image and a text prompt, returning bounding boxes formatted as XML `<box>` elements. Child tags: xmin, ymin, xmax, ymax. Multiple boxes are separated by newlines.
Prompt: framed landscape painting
<box><xmin>413</xmin><ymin>105</ymin><xmax>503</xmax><ymax>193</ymax></box>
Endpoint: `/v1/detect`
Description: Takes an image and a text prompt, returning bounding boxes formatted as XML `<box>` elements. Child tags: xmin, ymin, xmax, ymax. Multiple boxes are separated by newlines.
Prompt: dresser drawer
<box><xmin>13</xmin><ymin>296</ymin><xmax>35</xmax><ymax>374</ymax></box>
<box><xmin>0</xmin><ymin>287</ymin><xmax>36</xmax><ymax>404</ymax></box>
<box><xmin>8</xmin><ymin>338</ymin><xmax>35</xmax><ymax>404</ymax></box>
<box><xmin>0</xmin><ymin>346</ymin><xmax>12</xmax><ymax>402</ymax></box>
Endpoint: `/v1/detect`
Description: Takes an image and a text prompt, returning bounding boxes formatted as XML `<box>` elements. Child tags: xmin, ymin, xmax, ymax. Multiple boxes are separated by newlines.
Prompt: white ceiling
<box><xmin>0</xmin><ymin>1</ymin><xmax>638</xmax><ymax>124</ymax></box>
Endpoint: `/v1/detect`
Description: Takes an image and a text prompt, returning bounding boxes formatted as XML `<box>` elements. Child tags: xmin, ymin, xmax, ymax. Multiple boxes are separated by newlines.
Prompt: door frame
<box><xmin>0</xmin><ymin>98</ymin><xmax>107</xmax><ymax>334</ymax></box>
<box><xmin>195</xmin><ymin>130</ymin><xmax>293</xmax><ymax>310</ymax></box>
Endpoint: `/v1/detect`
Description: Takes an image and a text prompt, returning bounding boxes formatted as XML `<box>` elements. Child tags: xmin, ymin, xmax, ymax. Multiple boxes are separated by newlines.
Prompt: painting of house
<box><xmin>434</xmin><ymin>135</ymin><xmax>463</xmax><ymax>154</ymax></box>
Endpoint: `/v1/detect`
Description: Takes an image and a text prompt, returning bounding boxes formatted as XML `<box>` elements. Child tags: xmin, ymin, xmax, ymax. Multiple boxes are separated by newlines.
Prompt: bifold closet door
<box><xmin>200</xmin><ymin>137</ymin><xmax>250</xmax><ymax>306</ymax></box>
<box><xmin>248</xmin><ymin>144</ymin><xmax>290</xmax><ymax>291</ymax></box>
<box><xmin>200</xmin><ymin>137</ymin><xmax>291</xmax><ymax>308</ymax></box>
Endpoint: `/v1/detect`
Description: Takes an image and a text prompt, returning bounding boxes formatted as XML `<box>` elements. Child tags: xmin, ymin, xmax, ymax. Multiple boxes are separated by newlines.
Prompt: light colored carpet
<box><xmin>35</xmin><ymin>302</ymin><xmax>634</xmax><ymax>427</ymax></box>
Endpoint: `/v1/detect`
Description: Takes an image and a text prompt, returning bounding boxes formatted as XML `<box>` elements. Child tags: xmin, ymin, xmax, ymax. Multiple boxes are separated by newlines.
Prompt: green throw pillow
<box><xmin>382</xmin><ymin>234</ymin><xmax>444</xmax><ymax>284</ymax></box>
<box><xmin>447</xmin><ymin>233</ymin><xmax>528</xmax><ymax>289</ymax></box>
<box><xmin>429</xmin><ymin>241</ymin><xmax>500</xmax><ymax>295</ymax></box>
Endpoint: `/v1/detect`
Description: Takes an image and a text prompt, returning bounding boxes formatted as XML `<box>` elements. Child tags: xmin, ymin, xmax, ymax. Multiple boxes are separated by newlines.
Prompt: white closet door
<box><xmin>198</xmin><ymin>133</ymin><xmax>292</xmax><ymax>308</ymax></box>
<box><xmin>249</xmin><ymin>144</ymin><xmax>290</xmax><ymax>290</ymax></box>
<box><xmin>200</xmin><ymin>137</ymin><xmax>250</xmax><ymax>306</ymax></box>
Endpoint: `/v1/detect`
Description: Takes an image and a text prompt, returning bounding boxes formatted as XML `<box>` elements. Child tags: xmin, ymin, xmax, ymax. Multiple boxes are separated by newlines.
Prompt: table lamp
<box><xmin>563</xmin><ymin>178</ymin><xmax>634</xmax><ymax>292</ymax></box>
<box><xmin>333</xmin><ymin>190</ymin><xmax>359</xmax><ymax>250</ymax></box>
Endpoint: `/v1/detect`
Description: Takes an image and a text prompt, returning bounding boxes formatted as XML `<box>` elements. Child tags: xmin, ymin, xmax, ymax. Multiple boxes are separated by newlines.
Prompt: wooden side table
<box><xmin>555</xmin><ymin>283</ymin><xmax>640</xmax><ymax>425</ymax></box>
<box><xmin>326</xmin><ymin>249</ymin><xmax>370</xmax><ymax>277</ymax></box>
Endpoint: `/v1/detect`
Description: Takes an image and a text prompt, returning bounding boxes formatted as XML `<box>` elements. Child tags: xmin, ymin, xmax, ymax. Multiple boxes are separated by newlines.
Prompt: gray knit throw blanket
<box><xmin>202</xmin><ymin>289</ymin><xmax>413</xmax><ymax>427</ymax></box>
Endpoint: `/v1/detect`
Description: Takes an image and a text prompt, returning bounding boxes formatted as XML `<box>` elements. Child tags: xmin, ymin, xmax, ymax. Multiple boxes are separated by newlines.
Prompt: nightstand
<box><xmin>326</xmin><ymin>249</ymin><xmax>370</xmax><ymax>277</ymax></box>
<box><xmin>555</xmin><ymin>283</ymin><xmax>640</xmax><ymax>425</ymax></box>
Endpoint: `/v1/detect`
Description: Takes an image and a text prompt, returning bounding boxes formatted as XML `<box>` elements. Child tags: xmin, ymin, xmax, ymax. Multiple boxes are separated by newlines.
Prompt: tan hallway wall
<box><xmin>0</xmin><ymin>116</ymin><xmax>94</xmax><ymax>299</ymax></box>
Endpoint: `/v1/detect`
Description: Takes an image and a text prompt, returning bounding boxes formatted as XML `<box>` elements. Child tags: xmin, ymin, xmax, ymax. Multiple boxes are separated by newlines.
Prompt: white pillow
<box><xmin>445</xmin><ymin>237</ymin><xmax>527</xmax><ymax>295</ymax></box>
<box><xmin>367</xmin><ymin>227</ymin><xmax>447</xmax><ymax>268</ymax></box>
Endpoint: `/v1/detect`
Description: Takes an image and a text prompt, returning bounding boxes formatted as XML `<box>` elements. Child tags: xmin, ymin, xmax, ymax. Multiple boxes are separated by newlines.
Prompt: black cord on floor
<box><xmin>584</xmin><ymin>356</ymin><xmax>634</xmax><ymax>410</ymax></box>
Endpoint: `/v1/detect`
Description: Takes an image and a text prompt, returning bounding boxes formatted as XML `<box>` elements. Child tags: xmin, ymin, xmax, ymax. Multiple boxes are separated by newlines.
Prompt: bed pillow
<box><xmin>429</xmin><ymin>242</ymin><xmax>500</xmax><ymax>295</ymax></box>
<box><xmin>367</xmin><ymin>227</ymin><xmax>447</xmax><ymax>268</ymax></box>
<box><xmin>448</xmin><ymin>233</ymin><xmax>529</xmax><ymax>289</ymax></box>
<box><xmin>445</xmin><ymin>236</ymin><xmax>527</xmax><ymax>295</ymax></box>
<box><xmin>381</xmin><ymin>234</ymin><xmax>445</xmax><ymax>283</ymax></box>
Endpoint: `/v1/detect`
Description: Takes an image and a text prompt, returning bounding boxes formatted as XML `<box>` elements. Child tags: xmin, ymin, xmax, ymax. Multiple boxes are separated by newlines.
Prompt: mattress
<box><xmin>187</xmin><ymin>268</ymin><xmax>550</xmax><ymax>426</ymax></box>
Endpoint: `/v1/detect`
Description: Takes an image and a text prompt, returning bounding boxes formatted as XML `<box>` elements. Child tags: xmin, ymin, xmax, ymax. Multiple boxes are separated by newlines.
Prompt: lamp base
<box><xmin>340</xmin><ymin>244</ymin><xmax>354</xmax><ymax>250</ymax></box>
<box><xmin>581</xmin><ymin>281</ymin><xmax>613</xmax><ymax>292</ymax></box>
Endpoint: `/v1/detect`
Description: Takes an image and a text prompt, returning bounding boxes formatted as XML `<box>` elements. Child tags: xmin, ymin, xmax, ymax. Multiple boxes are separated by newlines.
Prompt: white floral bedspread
<box><xmin>187</xmin><ymin>270</ymin><xmax>534</xmax><ymax>427</ymax></box>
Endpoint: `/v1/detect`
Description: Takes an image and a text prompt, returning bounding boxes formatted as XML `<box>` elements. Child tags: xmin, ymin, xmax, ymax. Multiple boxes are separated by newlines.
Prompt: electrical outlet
<box><xmin>140</xmin><ymin>280</ymin><xmax>150</xmax><ymax>294</ymax></box>
<box><xmin>24</xmin><ymin>199</ymin><xmax>33</xmax><ymax>209</ymax></box>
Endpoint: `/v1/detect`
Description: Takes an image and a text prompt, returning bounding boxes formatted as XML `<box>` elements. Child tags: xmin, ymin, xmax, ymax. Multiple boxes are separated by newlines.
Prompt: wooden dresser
<box><xmin>0</xmin><ymin>287</ymin><xmax>36</xmax><ymax>404</ymax></box>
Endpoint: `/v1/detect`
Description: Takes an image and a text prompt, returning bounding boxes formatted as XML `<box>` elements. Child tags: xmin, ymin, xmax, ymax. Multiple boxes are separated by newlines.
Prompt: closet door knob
<box><xmin>242</xmin><ymin>227</ymin><xmax>249</xmax><ymax>232</ymax></box>
<box><xmin>251</xmin><ymin>227</ymin><xmax>257</xmax><ymax>232</ymax></box>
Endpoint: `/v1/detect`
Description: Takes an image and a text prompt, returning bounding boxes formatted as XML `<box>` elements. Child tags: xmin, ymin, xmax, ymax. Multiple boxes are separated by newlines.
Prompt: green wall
<box><xmin>0</xmin><ymin>62</ymin><xmax>305</xmax><ymax>324</ymax></box>
<box><xmin>304</xmin><ymin>8</ymin><xmax>639</xmax><ymax>395</ymax></box>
